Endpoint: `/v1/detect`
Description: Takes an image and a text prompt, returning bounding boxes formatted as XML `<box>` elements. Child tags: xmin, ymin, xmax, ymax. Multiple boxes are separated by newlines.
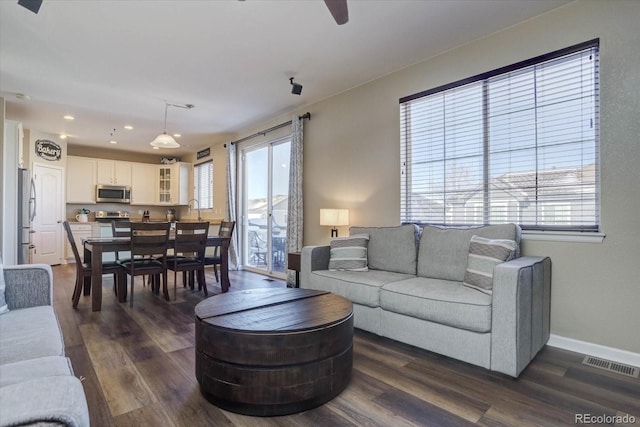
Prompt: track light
<box><xmin>290</xmin><ymin>77</ymin><xmax>303</xmax><ymax>95</ymax></box>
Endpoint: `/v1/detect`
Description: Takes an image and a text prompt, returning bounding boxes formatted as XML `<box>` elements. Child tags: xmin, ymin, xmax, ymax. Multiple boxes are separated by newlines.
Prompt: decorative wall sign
<box><xmin>35</xmin><ymin>139</ymin><xmax>62</xmax><ymax>161</ymax></box>
<box><xmin>197</xmin><ymin>147</ymin><xmax>210</xmax><ymax>159</ymax></box>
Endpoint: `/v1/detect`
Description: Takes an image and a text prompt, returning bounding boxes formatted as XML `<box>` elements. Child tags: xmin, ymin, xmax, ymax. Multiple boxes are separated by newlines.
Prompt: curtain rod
<box><xmin>227</xmin><ymin>112</ymin><xmax>311</xmax><ymax>146</ymax></box>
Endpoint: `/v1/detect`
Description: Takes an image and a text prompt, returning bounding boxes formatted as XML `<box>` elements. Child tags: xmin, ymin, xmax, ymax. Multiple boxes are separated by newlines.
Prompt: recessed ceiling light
<box><xmin>63</xmin><ymin>115</ymin><xmax>75</xmax><ymax>120</ymax></box>
<box><xmin>173</xmin><ymin>133</ymin><xmax>181</xmax><ymax>138</ymax></box>
<box><xmin>124</xmin><ymin>125</ymin><xmax>133</xmax><ymax>130</ymax></box>
<box><xmin>109</xmin><ymin>140</ymin><xmax>117</xmax><ymax>144</ymax></box>
<box><xmin>152</xmin><ymin>146</ymin><xmax>159</xmax><ymax>150</ymax></box>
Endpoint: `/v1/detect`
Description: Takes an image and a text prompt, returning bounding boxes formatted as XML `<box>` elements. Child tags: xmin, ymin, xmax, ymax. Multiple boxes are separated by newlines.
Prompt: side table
<box><xmin>287</xmin><ymin>251</ymin><xmax>301</xmax><ymax>288</ymax></box>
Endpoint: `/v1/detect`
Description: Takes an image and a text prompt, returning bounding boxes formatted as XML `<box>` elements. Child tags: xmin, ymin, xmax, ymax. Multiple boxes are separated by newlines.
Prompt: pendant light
<box><xmin>150</xmin><ymin>101</ymin><xmax>194</xmax><ymax>149</ymax></box>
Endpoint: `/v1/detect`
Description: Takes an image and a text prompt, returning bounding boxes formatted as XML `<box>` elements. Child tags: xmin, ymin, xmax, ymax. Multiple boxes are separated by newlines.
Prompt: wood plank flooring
<box><xmin>51</xmin><ymin>264</ymin><xmax>639</xmax><ymax>426</ymax></box>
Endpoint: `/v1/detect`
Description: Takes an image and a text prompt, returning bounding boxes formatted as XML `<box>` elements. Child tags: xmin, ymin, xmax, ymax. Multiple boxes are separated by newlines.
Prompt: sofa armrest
<box><xmin>491</xmin><ymin>256</ymin><xmax>551</xmax><ymax>377</ymax></box>
<box><xmin>301</xmin><ymin>246</ymin><xmax>330</xmax><ymax>287</ymax></box>
<box><xmin>0</xmin><ymin>375</ymin><xmax>89</xmax><ymax>427</ymax></box>
<box><xmin>3</xmin><ymin>264</ymin><xmax>53</xmax><ymax>310</ymax></box>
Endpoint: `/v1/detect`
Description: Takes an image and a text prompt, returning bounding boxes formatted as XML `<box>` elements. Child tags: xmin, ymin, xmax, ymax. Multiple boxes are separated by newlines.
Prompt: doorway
<box><xmin>241</xmin><ymin>137</ymin><xmax>291</xmax><ymax>277</ymax></box>
<box><xmin>32</xmin><ymin>163</ymin><xmax>64</xmax><ymax>265</ymax></box>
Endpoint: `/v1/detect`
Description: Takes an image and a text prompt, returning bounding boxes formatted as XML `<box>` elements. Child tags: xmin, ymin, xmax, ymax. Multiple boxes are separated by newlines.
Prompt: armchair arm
<box><xmin>491</xmin><ymin>256</ymin><xmax>551</xmax><ymax>377</ymax></box>
<box><xmin>301</xmin><ymin>245</ymin><xmax>330</xmax><ymax>287</ymax></box>
<box><xmin>3</xmin><ymin>264</ymin><xmax>53</xmax><ymax>310</ymax></box>
<box><xmin>0</xmin><ymin>376</ymin><xmax>89</xmax><ymax>427</ymax></box>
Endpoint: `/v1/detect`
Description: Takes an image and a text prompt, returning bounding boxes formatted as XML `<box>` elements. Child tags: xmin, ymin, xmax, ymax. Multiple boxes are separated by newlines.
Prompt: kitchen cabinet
<box><xmin>157</xmin><ymin>162</ymin><xmax>190</xmax><ymax>205</ymax></box>
<box><xmin>65</xmin><ymin>223</ymin><xmax>94</xmax><ymax>263</ymax></box>
<box><xmin>96</xmin><ymin>159</ymin><xmax>132</xmax><ymax>186</ymax></box>
<box><xmin>131</xmin><ymin>163</ymin><xmax>157</xmax><ymax>205</ymax></box>
<box><xmin>66</xmin><ymin>156</ymin><xmax>97</xmax><ymax>203</ymax></box>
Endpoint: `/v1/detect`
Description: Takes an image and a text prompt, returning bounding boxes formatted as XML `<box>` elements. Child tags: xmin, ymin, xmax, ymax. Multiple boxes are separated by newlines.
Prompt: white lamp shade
<box><xmin>150</xmin><ymin>132</ymin><xmax>180</xmax><ymax>148</ymax></box>
<box><xmin>320</xmin><ymin>209</ymin><xmax>349</xmax><ymax>226</ymax></box>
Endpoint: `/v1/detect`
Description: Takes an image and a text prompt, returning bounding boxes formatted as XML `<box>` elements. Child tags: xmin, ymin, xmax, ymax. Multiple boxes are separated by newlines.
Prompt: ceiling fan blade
<box><xmin>18</xmin><ymin>0</ymin><xmax>43</xmax><ymax>14</ymax></box>
<box><xmin>324</xmin><ymin>0</ymin><xmax>349</xmax><ymax>25</ymax></box>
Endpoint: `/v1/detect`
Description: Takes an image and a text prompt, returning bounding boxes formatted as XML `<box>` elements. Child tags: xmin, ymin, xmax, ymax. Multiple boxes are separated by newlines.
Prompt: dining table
<box><xmin>83</xmin><ymin>235</ymin><xmax>231</xmax><ymax>311</ymax></box>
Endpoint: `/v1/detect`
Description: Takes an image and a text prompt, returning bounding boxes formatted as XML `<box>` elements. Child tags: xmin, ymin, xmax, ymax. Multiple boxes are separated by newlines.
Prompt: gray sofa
<box><xmin>301</xmin><ymin>224</ymin><xmax>551</xmax><ymax>377</ymax></box>
<box><xmin>0</xmin><ymin>263</ymin><xmax>90</xmax><ymax>427</ymax></box>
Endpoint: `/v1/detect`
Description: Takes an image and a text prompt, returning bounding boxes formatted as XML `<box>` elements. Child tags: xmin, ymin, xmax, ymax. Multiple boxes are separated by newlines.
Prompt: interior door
<box><xmin>242</xmin><ymin>138</ymin><xmax>291</xmax><ymax>276</ymax></box>
<box><xmin>32</xmin><ymin>163</ymin><xmax>64</xmax><ymax>265</ymax></box>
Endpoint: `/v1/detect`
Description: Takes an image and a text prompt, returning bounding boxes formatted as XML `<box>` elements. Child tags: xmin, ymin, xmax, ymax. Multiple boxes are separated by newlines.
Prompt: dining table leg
<box><xmin>90</xmin><ymin>245</ymin><xmax>104</xmax><ymax>311</ymax></box>
<box><xmin>82</xmin><ymin>244</ymin><xmax>92</xmax><ymax>296</ymax></box>
<box><xmin>220</xmin><ymin>239</ymin><xmax>230</xmax><ymax>292</ymax></box>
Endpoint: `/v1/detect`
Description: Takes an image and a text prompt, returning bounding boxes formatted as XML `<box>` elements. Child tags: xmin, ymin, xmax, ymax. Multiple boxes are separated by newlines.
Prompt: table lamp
<box><xmin>320</xmin><ymin>209</ymin><xmax>349</xmax><ymax>238</ymax></box>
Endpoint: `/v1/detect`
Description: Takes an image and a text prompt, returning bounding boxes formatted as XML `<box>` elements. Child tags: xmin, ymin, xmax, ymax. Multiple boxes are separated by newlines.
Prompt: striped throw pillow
<box><xmin>328</xmin><ymin>234</ymin><xmax>370</xmax><ymax>272</ymax></box>
<box><xmin>463</xmin><ymin>235</ymin><xmax>517</xmax><ymax>295</ymax></box>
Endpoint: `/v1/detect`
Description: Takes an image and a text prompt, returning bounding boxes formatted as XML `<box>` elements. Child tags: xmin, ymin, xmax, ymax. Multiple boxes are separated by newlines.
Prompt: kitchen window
<box><xmin>400</xmin><ymin>39</ymin><xmax>600</xmax><ymax>232</ymax></box>
<box><xmin>194</xmin><ymin>160</ymin><xmax>213</xmax><ymax>209</ymax></box>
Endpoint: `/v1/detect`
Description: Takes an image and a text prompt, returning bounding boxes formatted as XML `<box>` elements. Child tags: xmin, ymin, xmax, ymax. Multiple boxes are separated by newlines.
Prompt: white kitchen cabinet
<box><xmin>65</xmin><ymin>223</ymin><xmax>93</xmax><ymax>263</ymax></box>
<box><xmin>157</xmin><ymin>162</ymin><xmax>190</xmax><ymax>205</ymax></box>
<box><xmin>66</xmin><ymin>156</ymin><xmax>97</xmax><ymax>203</ymax></box>
<box><xmin>96</xmin><ymin>159</ymin><xmax>132</xmax><ymax>186</ymax></box>
<box><xmin>131</xmin><ymin>163</ymin><xmax>157</xmax><ymax>205</ymax></box>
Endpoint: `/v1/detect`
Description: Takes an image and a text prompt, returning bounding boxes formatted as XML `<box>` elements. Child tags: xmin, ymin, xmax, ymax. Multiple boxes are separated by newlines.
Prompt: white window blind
<box><xmin>400</xmin><ymin>40</ymin><xmax>599</xmax><ymax>232</ymax></box>
<box><xmin>194</xmin><ymin>161</ymin><xmax>213</xmax><ymax>209</ymax></box>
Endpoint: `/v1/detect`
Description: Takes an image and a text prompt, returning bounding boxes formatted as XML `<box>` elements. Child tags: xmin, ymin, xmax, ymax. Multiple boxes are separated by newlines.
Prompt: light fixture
<box><xmin>124</xmin><ymin>125</ymin><xmax>133</xmax><ymax>130</ymax></box>
<box><xmin>290</xmin><ymin>77</ymin><xmax>303</xmax><ymax>95</ymax></box>
<box><xmin>60</xmin><ymin>134</ymin><xmax>67</xmax><ymax>140</ymax></box>
<box><xmin>150</xmin><ymin>101</ymin><xmax>194</xmax><ymax>149</ymax></box>
<box><xmin>320</xmin><ymin>208</ymin><xmax>349</xmax><ymax>238</ymax></box>
<box><xmin>63</xmin><ymin>115</ymin><xmax>75</xmax><ymax>120</ymax></box>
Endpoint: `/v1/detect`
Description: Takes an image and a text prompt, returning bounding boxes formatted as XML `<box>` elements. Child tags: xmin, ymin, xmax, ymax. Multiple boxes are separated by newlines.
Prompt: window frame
<box><xmin>400</xmin><ymin>39</ymin><xmax>600</xmax><ymax>234</ymax></box>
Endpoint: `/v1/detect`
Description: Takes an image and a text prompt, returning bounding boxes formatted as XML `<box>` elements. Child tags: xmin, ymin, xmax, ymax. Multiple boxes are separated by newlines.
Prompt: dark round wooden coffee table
<box><xmin>195</xmin><ymin>288</ymin><xmax>353</xmax><ymax>416</ymax></box>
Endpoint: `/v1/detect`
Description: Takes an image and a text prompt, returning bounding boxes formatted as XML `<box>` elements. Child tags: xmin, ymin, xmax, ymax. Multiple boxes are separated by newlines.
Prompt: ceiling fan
<box><xmin>324</xmin><ymin>0</ymin><xmax>349</xmax><ymax>25</ymax></box>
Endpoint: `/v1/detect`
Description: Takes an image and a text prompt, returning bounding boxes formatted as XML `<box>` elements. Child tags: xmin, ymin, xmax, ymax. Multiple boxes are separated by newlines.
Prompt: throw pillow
<box><xmin>463</xmin><ymin>235</ymin><xmax>517</xmax><ymax>295</ymax></box>
<box><xmin>0</xmin><ymin>255</ymin><xmax>8</xmax><ymax>314</ymax></box>
<box><xmin>328</xmin><ymin>234</ymin><xmax>370</xmax><ymax>272</ymax></box>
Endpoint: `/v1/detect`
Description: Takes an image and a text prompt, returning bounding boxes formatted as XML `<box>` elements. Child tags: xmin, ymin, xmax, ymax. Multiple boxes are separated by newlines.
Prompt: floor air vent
<box><xmin>582</xmin><ymin>356</ymin><xmax>639</xmax><ymax>378</ymax></box>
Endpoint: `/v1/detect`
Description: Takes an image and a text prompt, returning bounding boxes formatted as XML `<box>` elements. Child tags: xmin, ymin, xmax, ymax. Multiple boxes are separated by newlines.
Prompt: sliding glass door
<box><xmin>242</xmin><ymin>138</ymin><xmax>291</xmax><ymax>276</ymax></box>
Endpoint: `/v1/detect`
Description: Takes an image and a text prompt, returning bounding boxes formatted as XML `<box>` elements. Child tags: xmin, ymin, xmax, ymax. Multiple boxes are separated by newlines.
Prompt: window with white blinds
<box><xmin>400</xmin><ymin>40</ymin><xmax>600</xmax><ymax>232</ymax></box>
<box><xmin>193</xmin><ymin>160</ymin><xmax>213</xmax><ymax>209</ymax></box>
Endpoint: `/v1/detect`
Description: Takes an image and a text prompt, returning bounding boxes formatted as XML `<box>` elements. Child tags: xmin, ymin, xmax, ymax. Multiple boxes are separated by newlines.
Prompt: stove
<box><xmin>94</xmin><ymin>210</ymin><xmax>130</xmax><ymax>222</ymax></box>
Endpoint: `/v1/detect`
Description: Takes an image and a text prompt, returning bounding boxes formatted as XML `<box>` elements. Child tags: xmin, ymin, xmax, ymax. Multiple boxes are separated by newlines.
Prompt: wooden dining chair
<box><xmin>204</xmin><ymin>220</ymin><xmax>235</xmax><ymax>283</ymax></box>
<box><xmin>118</xmin><ymin>221</ymin><xmax>170</xmax><ymax>307</ymax></box>
<box><xmin>63</xmin><ymin>221</ymin><xmax>123</xmax><ymax>308</ymax></box>
<box><xmin>165</xmin><ymin>221</ymin><xmax>209</xmax><ymax>296</ymax></box>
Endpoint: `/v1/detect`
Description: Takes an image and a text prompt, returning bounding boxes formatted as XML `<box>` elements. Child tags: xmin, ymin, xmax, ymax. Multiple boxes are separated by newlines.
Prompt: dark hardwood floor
<box><xmin>51</xmin><ymin>264</ymin><xmax>639</xmax><ymax>426</ymax></box>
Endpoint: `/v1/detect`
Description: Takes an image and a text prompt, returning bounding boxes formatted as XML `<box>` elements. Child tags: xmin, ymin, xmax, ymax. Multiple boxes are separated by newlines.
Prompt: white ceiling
<box><xmin>1</xmin><ymin>0</ymin><xmax>571</xmax><ymax>156</ymax></box>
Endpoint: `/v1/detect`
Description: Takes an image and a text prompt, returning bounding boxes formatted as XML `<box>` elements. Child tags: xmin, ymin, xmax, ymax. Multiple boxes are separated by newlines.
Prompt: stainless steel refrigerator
<box><xmin>17</xmin><ymin>168</ymin><xmax>36</xmax><ymax>264</ymax></box>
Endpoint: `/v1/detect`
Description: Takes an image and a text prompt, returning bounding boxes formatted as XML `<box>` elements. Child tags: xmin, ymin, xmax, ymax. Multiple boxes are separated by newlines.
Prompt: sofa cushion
<box><xmin>0</xmin><ymin>356</ymin><xmax>74</xmax><ymax>387</ymax></box>
<box><xmin>380</xmin><ymin>277</ymin><xmax>493</xmax><ymax>333</ymax></box>
<box><xmin>418</xmin><ymin>224</ymin><xmax>520</xmax><ymax>282</ymax></box>
<box><xmin>350</xmin><ymin>224</ymin><xmax>419</xmax><ymax>275</ymax></box>
<box><xmin>329</xmin><ymin>234</ymin><xmax>370</xmax><ymax>271</ymax></box>
<box><xmin>463</xmin><ymin>235</ymin><xmax>517</xmax><ymax>295</ymax></box>
<box><xmin>0</xmin><ymin>306</ymin><xmax>65</xmax><ymax>365</ymax></box>
<box><xmin>309</xmin><ymin>270</ymin><xmax>415</xmax><ymax>308</ymax></box>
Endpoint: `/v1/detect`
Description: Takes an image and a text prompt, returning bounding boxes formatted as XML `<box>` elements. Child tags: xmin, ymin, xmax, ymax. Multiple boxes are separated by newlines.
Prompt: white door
<box><xmin>33</xmin><ymin>163</ymin><xmax>64</xmax><ymax>265</ymax></box>
<box><xmin>241</xmin><ymin>138</ymin><xmax>291</xmax><ymax>277</ymax></box>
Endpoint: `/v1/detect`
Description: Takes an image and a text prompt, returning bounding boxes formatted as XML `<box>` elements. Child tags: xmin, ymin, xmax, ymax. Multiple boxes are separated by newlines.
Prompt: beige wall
<box><xmin>234</xmin><ymin>1</ymin><xmax>640</xmax><ymax>353</ymax></box>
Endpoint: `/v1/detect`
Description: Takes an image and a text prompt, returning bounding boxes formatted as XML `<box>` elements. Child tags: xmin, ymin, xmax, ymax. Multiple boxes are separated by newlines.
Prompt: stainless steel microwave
<box><xmin>96</xmin><ymin>185</ymin><xmax>131</xmax><ymax>203</ymax></box>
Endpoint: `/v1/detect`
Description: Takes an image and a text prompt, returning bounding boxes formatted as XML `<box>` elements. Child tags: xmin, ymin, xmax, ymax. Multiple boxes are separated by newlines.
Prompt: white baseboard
<box><xmin>547</xmin><ymin>334</ymin><xmax>640</xmax><ymax>368</ymax></box>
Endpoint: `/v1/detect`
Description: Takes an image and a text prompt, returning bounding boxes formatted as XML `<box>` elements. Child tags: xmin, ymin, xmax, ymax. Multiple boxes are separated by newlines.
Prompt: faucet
<box><xmin>188</xmin><ymin>199</ymin><xmax>201</xmax><ymax>221</ymax></box>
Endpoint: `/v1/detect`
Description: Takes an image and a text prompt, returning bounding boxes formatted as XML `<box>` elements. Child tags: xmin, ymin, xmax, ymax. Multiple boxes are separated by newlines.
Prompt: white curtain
<box><xmin>286</xmin><ymin>115</ymin><xmax>304</xmax><ymax>286</ymax></box>
<box><xmin>226</xmin><ymin>143</ymin><xmax>239</xmax><ymax>269</ymax></box>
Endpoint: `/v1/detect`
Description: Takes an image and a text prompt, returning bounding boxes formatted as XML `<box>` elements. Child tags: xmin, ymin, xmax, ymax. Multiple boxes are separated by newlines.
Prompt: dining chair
<box><xmin>204</xmin><ymin>220</ymin><xmax>235</xmax><ymax>283</ymax></box>
<box><xmin>118</xmin><ymin>221</ymin><xmax>170</xmax><ymax>307</ymax></box>
<box><xmin>166</xmin><ymin>221</ymin><xmax>210</xmax><ymax>296</ymax></box>
<box><xmin>63</xmin><ymin>221</ymin><xmax>123</xmax><ymax>308</ymax></box>
<box><xmin>111</xmin><ymin>220</ymin><xmax>149</xmax><ymax>293</ymax></box>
